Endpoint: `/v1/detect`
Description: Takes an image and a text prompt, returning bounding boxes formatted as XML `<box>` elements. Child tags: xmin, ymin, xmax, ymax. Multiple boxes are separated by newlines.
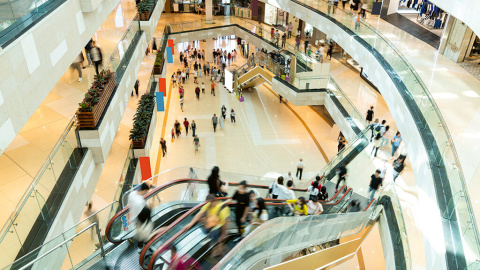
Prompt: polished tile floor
<box><xmin>0</xmin><ymin>0</ymin><xmax>138</xmax><ymax>228</ymax></box>
<box><xmin>4</xmin><ymin>5</ymin><xmax>478</xmax><ymax>268</ymax></box>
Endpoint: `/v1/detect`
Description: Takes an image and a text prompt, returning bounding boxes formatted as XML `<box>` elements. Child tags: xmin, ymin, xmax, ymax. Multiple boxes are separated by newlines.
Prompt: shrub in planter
<box><xmin>76</xmin><ymin>69</ymin><xmax>115</xmax><ymax>128</ymax></box>
<box><xmin>130</xmin><ymin>93</ymin><xmax>155</xmax><ymax>148</ymax></box>
<box><xmin>136</xmin><ymin>0</ymin><xmax>155</xmax><ymax>19</ymax></box>
<box><xmin>153</xmin><ymin>52</ymin><xmax>164</xmax><ymax>74</ymax></box>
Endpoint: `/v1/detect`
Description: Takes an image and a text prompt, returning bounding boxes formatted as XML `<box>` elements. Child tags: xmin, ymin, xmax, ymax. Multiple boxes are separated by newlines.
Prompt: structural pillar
<box><xmin>206</xmin><ymin>39</ymin><xmax>214</xmax><ymax>62</ymax></box>
<box><xmin>206</xmin><ymin>0</ymin><xmax>213</xmax><ymax>23</ymax></box>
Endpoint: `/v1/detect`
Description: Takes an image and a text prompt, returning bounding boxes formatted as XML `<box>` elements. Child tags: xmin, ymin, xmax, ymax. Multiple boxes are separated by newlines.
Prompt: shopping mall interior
<box><xmin>1</xmin><ymin>0</ymin><xmax>480</xmax><ymax>269</ymax></box>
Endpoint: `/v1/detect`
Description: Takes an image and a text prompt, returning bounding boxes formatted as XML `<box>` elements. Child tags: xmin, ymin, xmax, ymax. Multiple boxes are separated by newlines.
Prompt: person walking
<box><xmin>221</xmin><ymin>105</ymin><xmax>227</xmax><ymax>120</ymax></box>
<box><xmin>202</xmin><ymin>82</ymin><xmax>206</xmax><ymax>94</ymax></box>
<box><xmin>380</xmin><ymin>125</ymin><xmax>390</xmax><ymax>148</ymax></box>
<box><xmin>219</xmin><ymin>113</ymin><xmax>224</xmax><ymax>129</ymax></box>
<box><xmin>72</xmin><ymin>52</ymin><xmax>84</xmax><ymax>82</ymax></box>
<box><xmin>179</xmin><ymin>94</ymin><xmax>184</xmax><ymax>112</ymax></box>
<box><xmin>366</xmin><ymin>106</ymin><xmax>374</xmax><ymax>124</ymax></box>
<box><xmin>185</xmin><ymin>66</ymin><xmax>190</xmax><ymax>80</ymax></box>
<box><xmin>198</xmin><ymin>63</ymin><xmax>202</xmax><ymax>77</ymax></box>
<box><xmin>212</xmin><ymin>114</ymin><xmax>218</xmax><ymax>132</ymax></box>
<box><xmin>296</xmin><ymin>158</ymin><xmax>305</xmax><ymax>180</ymax></box>
<box><xmin>371</xmin><ymin>133</ymin><xmax>382</xmax><ymax>157</ymax></box>
<box><xmin>85</xmin><ymin>39</ymin><xmax>93</xmax><ymax>66</ymax></box>
<box><xmin>232</xmin><ymin>181</ymin><xmax>250</xmax><ymax>235</ymax></box>
<box><xmin>391</xmin><ymin>131</ymin><xmax>402</xmax><ymax>159</ymax></box>
<box><xmin>393</xmin><ymin>156</ymin><xmax>406</xmax><ymax>181</ymax></box>
<box><xmin>160</xmin><ymin>138</ymin><xmax>167</xmax><ymax>157</ymax></box>
<box><xmin>211</xmin><ymin>82</ymin><xmax>216</xmax><ymax>96</ymax></box>
<box><xmin>274</xmin><ymin>30</ymin><xmax>280</xmax><ymax>46</ymax></box>
<box><xmin>281</xmin><ymin>33</ymin><xmax>287</xmax><ymax>48</ymax></box>
<box><xmin>304</xmin><ymin>36</ymin><xmax>310</xmax><ymax>54</ymax></box>
<box><xmin>368</xmin><ymin>169</ymin><xmax>383</xmax><ymax>201</ymax></box>
<box><xmin>327</xmin><ymin>44</ymin><xmax>334</xmax><ymax>60</ymax></box>
<box><xmin>338</xmin><ymin>137</ymin><xmax>346</xmax><ymax>152</ymax></box>
<box><xmin>195</xmin><ymin>86</ymin><xmax>200</xmax><ymax>100</ymax></box>
<box><xmin>295</xmin><ymin>35</ymin><xmax>301</xmax><ymax>50</ymax></box>
<box><xmin>193</xmin><ymin>69</ymin><xmax>198</xmax><ymax>84</ymax></box>
<box><xmin>360</xmin><ymin>0</ymin><xmax>367</xmax><ymax>18</ymax></box>
<box><xmin>183</xmin><ymin>118</ymin><xmax>189</xmax><ymax>136</ymax></box>
<box><xmin>174</xmin><ymin>120</ymin><xmax>181</xmax><ymax>137</ymax></box>
<box><xmin>171</xmin><ymin>128</ymin><xmax>175</xmax><ymax>141</ymax></box>
<box><xmin>230</xmin><ymin>109</ymin><xmax>236</xmax><ymax>123</ymax></box>
<box><xmin>191</xmin><ymin>120</ymin><xmax>197</xmax><ymax>137</ymax></box>
<box><xmin>90</xmin><ymin>42</ymin><xmax>103</xmax><ymax>75</ymax></box>
<box><xmin>193</xmin><ymin>135</ymin><xmax>200</xmax><ymax>154</ymax></box>
<box><xmin>328</xmin><ymin>0</ymin><xmax>335</xmax><ymax>14</ymax></box>
<box><xmin>335</xmin><ymin>162</ymin><xmax>348</xmax><ymax>192</ymax></box>
<box><xmin>181</xmin><ymin>70</ymin><xmax>186</xmax><ymax>84</ymax></box>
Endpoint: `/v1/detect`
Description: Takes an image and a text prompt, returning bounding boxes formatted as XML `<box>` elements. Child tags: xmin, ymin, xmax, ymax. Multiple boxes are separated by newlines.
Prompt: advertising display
<box><xmin>224</xmin><ymin>69</ymin><xmax>233</xmax><ymax>92</ymax></box>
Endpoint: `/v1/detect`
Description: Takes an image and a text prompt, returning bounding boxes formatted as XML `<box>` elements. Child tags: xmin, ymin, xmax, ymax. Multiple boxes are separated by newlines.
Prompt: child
<box><xmin>171</xmin><ymin>128</ymin><xmax>175</xmax><ymax>141</ymax></box>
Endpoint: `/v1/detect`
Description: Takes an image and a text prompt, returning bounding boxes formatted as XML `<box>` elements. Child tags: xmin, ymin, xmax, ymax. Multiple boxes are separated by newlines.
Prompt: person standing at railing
<box><xmin>393</xmin><ymin>156</ymin><xmax>406</xmax><ymax>181</ymax></box>
<box><xmin>281</xmin><ymin>33</ymin><xmax>287</xmax><ymax>48</ymax></box>
<box><xmin>287</xmin><ymin>23</ymin><xmax>293</xmax><ymax>38</ymax></box>
<box><xmin>327</xmin><ymin>0</ymin><xmax>335</xmax><ymax>15</ymax></box>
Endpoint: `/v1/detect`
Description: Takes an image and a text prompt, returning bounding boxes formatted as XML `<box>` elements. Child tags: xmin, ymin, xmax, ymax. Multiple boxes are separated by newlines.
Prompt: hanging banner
<box><xmin>168</xmin><ymin>39</ymin><xmax>174</xmax><ymax>54</ymax></box>
<box><xmin>156</xmin><ymin>92</ymin><xmax>165</xmax><ymax>111</ymax></box>
<box><xmin>166</xmin><ymin>47</ymin><xmax>173</xmax><ymax>63</ymax></box>
<box><xmin>158</xmin><ymin>78</ymin><xmax>167</xmax><ymax>96</ymax></box>
<box><xmin>139</xmin><ymin>157</ymin><xmax>152</xmax><ymax>180</ymax></box>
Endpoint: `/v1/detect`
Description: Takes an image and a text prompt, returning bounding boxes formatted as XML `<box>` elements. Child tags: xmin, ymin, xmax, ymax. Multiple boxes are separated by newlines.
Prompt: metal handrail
<box><xmin>16</xmin><ymin>222</ymin><xmax>105</xmax><ymax>270</ymax></box>
<box><xmin>0</xmin><ymin>117</ymin><xmax>75</xmax><ymax>243</ymax></box>
<box><xmin>317</xmin><ymin>0</ymin><xmax>480</xmax><ymax>257</ymax></box>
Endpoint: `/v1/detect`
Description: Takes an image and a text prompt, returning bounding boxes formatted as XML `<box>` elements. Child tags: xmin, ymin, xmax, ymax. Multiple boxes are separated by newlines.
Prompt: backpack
<box><xmin>374</xmin><ymin>125</ymin><xmax>382</xmax><ymax>134</ymax></box>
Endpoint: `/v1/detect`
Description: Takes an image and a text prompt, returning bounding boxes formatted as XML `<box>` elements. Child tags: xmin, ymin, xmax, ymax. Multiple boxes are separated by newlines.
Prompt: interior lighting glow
<box><xmin>463</xmin><ymin>91</ymin><xmax>480</xmax><ymax>98</ymax></box>
<box><xmin>431</xmin><ymin>93</ymin><xmax>458</xmax><ymax>99</ymax></box>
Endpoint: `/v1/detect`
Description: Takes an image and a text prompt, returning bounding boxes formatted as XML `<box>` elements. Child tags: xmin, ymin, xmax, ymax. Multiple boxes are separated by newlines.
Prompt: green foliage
<box><xmin>78</xmin><ymin>69</ymin><xmax>112</xmax><ymax>112</ymax></box>
<box><xmin>130</xmin><ymin>93</ymin><xmax>155</xmax><ymax>142</ymax></box>
<box><xmin>154</xmin><ymin>52</ymin><xmax>163</xmax><ymax>67</ymax></box>
<box><xmin>78</xmin><ymin>101</ymin><xmax>93</xmax><ymax>112</ymax></box>
<box><xmin>136</xmin><ymin>0</ymin><xmax>155</xmax><ymax>14</ymax></box>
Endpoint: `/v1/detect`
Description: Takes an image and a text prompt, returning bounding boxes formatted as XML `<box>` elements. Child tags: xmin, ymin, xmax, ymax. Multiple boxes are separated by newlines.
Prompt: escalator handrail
<box><xmin>321</xmin><ymin>188</ymin><xmax>352</xmax><ymax>206</ymax></box>
<box><xmin>145</xmin><ymin>201</ymin><xmax>290</xmax><ymax>270</ymax></box>
<box><xmin>363</xmin><ymin>199</ymin><xmax>375</xmax><ymax>211</ymax></box>
<box><xmin>105</xmin><ymin>178</ymin><xmax>307</xmax><ymax>243</ymax></box>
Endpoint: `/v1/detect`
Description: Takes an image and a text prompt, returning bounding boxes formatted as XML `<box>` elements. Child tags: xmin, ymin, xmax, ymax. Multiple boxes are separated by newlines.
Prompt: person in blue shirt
<box><xmin>391</xmin><ymin>131</ymin><xmax>402</xmax><ymax>159</ymax></box>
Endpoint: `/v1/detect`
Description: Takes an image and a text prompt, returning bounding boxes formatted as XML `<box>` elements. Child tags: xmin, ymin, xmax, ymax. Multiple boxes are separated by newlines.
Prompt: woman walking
<box><xmin>193</xmin><ymin>135</ymin><xmax>200</xmax><ymax>154</ymax></box>
<box><xmin>221</xmin><ymin>105</ymin><xmax>227</xmax><ymax>119</ymax></box>
<box><xmin>230</xmin><ymin>109</ymin><xmax>236</xmax><ymax>123</ymax></box>
<box><xmin>191</xmin><ymin>120</ymin><xmax>197</xmax><ymax>137</ymax></box>
<box><xmin>174</xmin><ymin>120</ymin><xmax>181</xmax><ymax>137</ymax></box>
<box><xmin>183</xmin><ymin>118</ymin><xmax>190</xmax><ymax>136</ymax></box>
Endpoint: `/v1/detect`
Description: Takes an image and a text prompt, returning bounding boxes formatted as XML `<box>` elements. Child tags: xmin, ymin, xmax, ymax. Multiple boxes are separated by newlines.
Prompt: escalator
<box><xmin>96</xmin><ymin>179</ymin><xmax>310</xmax><ymax>269</ymax></box>
<box><xmin>142</xmin><ymin>185</ymin><xmax>365</xmax><ymax>270</ymax></box>
<box><xmin>236</xmin><ymin>66</ymin><xmax>274</xmax><ymax>87</ymax></box>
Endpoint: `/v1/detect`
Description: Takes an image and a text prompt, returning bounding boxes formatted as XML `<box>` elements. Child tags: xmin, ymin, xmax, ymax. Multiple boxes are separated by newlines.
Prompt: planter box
<box><xmin>76</xmin><ymin>75</ymin><xmax>116</xmax><ymax>128</ymax></box>
<box><xmin>132</xmin><ymin>137</ymin><xmax>146</xmax><ymax>148</ymax></box>
<box><xmin>139</xmin><ymin>0</ymin><xmax>165</xmax><ymax>40</ymax></box>
<box><xmin>133</xmin><ymin>106</ymin><xmax>157</xmax><ymax>157</ymax></box>
<box><xmin>153</xmin><ymin>65</ymin><xmax>162</xmax><ymax>75</ymax></box>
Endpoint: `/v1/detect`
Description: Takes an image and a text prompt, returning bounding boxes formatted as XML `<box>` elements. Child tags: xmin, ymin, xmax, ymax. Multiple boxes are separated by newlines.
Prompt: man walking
<box><xmin>211</xmin><ymin>82</ymin><xmax>216</xmax><ymax>96</ymax></box>
<box><xmin>368</xmin><ymin>169</ymin><xmax>383</xmax><ymax>201</ymax></box>
<box><xmin>212</xmin><ymin>114</ymin><xmax>218</xmax><ymax>132</ymax></box>
<box><xmin>296</xmin><ymin>158</ymin><xmax>305</xmax><ymax>180</ymax></box>
<box><xmin>160</xmin><ymin>138</ymin><xmax>167</xmax><ymax>157</ymax></box>
<box><xmin>195</xmin><ymin>86</ymin><xmax>200</xmax><ymax>100</ymax></box>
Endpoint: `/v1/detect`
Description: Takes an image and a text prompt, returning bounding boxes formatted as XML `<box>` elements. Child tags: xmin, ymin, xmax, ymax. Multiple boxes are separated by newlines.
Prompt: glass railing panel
<box><xmin>216</xmin><ymin>210</ymin><xmax>373</xmax><ymax>269</ymax></box>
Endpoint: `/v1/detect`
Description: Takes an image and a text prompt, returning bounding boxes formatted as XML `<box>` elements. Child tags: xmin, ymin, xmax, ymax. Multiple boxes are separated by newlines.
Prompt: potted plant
<box><xmin>153</xmin><ymin>52</ymin><xmax>164</xmax><ymax>74</ymax></box>
<box><xmin>76</xmin><ymin>69</ymin><xmax>116</xmax><ymax>128</ymax></box>
<box><xmin>137</xmin><ymin>0</ymin><xmax>155</xmax><ymax>20</ymax></box>
<box><xmin>130</xmin><ymin>94</ymin><xmax>155</xmax><ymax>148</ymax></box>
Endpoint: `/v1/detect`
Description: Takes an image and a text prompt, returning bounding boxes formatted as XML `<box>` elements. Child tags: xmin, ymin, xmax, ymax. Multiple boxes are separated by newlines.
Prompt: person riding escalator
<box><xmin>186</xmin><ymin>194</ymin><xmax>231</xmax><ymax>257</ymax></box>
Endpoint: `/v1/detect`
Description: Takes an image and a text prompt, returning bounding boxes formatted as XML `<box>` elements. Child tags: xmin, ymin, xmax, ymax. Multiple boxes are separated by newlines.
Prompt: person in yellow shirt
<box><xmin>286</xmin><ymin>197</ymin><xmax>308</xmax><ymax>216</ymax></box>
<box><xmin>187</xmin><ymin>194</ymin><xmax>231</xmax><ymax>246</ymax></box>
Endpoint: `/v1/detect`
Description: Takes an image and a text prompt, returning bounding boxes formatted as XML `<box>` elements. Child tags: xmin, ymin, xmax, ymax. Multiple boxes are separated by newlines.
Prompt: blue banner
<box><xmin>156</xmin><ymin>92</ymin><xmax>165</xmax><ymax>111</ymax></box>
<box><xmin>166</xmin><ymin>47</ymin><xmax>173</xmax><ymax>63</ymax></box>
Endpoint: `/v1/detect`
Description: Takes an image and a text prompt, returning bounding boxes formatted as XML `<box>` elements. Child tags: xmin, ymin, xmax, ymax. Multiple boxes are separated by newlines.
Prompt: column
<box><xmin>206</xmin><ymin>0</ymin><xmax>213</xmax><ymax>23</ymax></box>
<box><xmin>206</xmin><ymin>38</ymin><xmax>214</xmax><ymax>62</ymax></box>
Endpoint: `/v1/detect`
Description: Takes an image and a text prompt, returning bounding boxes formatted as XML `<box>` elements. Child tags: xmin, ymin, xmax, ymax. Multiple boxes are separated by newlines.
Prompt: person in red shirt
<box><xmin>183</xmin><ymin>118</ymin><xmax>190</xmax><ymax>136</ymax></box>
<box><xmin>211</xmin><ymin>82</ymin><xmax>216</xmax><ymax>96</ymax></box>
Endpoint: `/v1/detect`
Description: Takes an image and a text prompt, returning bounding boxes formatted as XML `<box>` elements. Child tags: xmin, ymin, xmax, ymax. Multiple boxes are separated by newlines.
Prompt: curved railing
<box><xmin>105</xmin><ymin>178</ymin><xmax>309</xmax><ymax>244</ymax></box>
<box><xmin>275</xmin><ymin>0</ymin><xmax>480</xmax><ymax>266</ymax></box>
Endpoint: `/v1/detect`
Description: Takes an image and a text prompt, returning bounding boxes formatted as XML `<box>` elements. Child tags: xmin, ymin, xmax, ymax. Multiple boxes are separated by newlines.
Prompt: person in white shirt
<box><xmin>286</xmin><ymin>171</ymin><xmax>294</xmax><ymax>183</ymax></box>
<box><xmin>296</xmin><ymin>158</ymin><xmax>305</xmax><ymax>180</ymax></box>
<box><xmin>307</xmin><ymin>181</ymin><xmax>320</xmax><ymax>201</ymax></box>
<box><xmin>127</xmin><ymin>183</ymin><xmax>151</xmax><ymax>224</ymax></box>
<box><xmin>318</xmin><ymin>45</ymin><xmax>325</xmax><ymax>63</ymax></box>
<box><xmin>282</xmin><ymin>180</ymin><xmax>296</xmax><ymax>200</ymax></box>
<box><xmin>307</xmin><ymin>196</ymin><xmax>324</xmax><ymax>215</ymax></box>
<box><xmin>269</xmin><ymin>177</ymin><xmax>281</xmax><ymax>199</ymax></box>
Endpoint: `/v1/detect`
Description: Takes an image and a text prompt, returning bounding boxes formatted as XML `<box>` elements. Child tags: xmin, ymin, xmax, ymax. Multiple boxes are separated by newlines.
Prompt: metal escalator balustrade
<box><xmin>271</xmin><ymin>0</ymin><xmax>479</xmax><ymax>267</ymax></box>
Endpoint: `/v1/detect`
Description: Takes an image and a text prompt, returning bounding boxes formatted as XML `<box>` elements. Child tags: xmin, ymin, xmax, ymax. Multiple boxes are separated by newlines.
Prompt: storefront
<box><xmin>263</xmin><ymin>4</ymin><xmax>287</xmax><ymax>27</ymax></box>
<box><xmin>396</xmin><ymin>0</ymin><xmax>448</xmax><ymax>37</ymax></box>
